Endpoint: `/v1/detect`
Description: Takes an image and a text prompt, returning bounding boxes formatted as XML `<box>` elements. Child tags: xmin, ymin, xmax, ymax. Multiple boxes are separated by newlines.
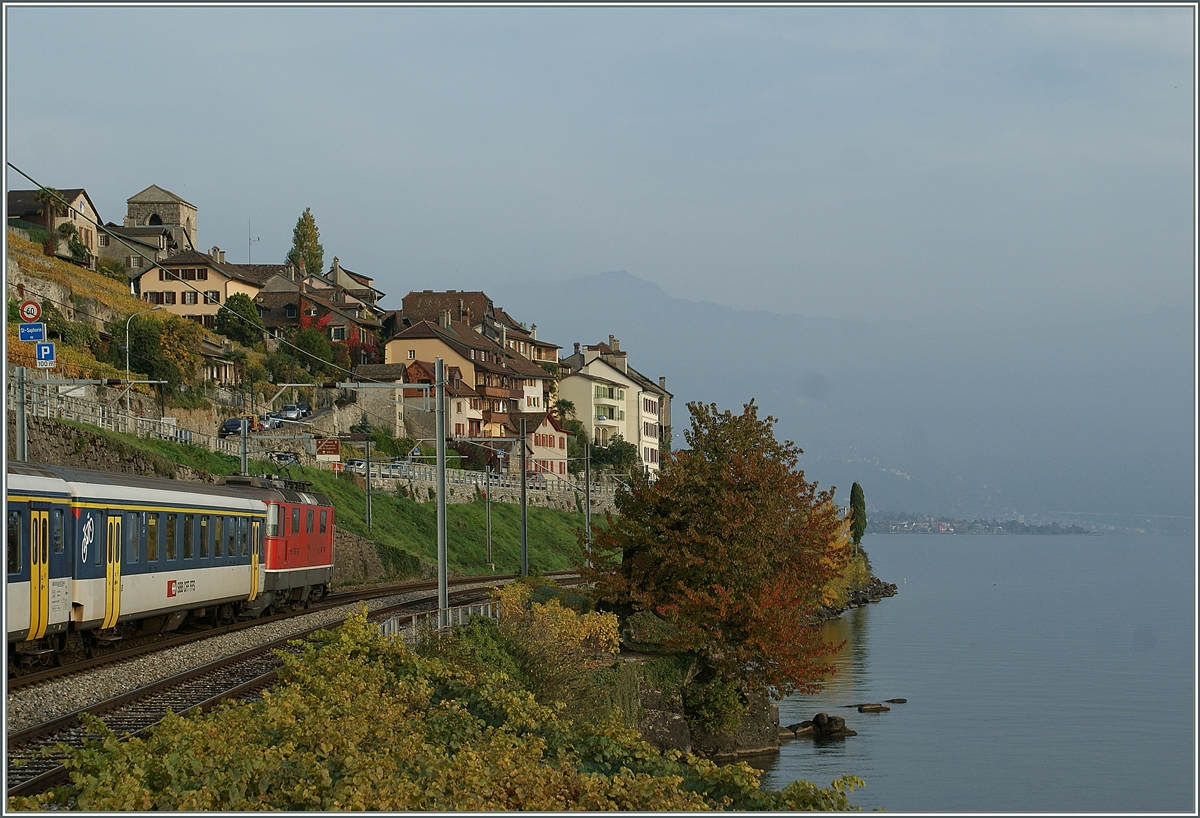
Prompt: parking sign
<box><xmin>35</xmin><ymin>342</ymin><xmax>56</xmax><ymax>369</ymax></box>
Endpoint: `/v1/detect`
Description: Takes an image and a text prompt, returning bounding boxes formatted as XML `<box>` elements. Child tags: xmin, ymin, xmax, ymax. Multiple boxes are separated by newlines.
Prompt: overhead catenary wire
<box><xmin>5</xmin><ymin>162</ymin><xmax>391</xmax><ymax>389</ymax></box>
<box><xmin>5</xmin><ymin>162</ymin><xmax>553</xmax><ymax>444</ymax></box>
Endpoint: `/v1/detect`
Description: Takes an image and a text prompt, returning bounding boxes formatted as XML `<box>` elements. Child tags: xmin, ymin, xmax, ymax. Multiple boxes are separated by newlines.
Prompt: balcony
<box><xmin>479</xmin><ymin>384</ymin><xmax>522</xmax><ymax>400</ymax></box>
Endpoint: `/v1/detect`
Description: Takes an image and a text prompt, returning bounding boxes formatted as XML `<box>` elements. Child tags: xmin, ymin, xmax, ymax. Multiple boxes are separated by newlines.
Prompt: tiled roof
<box><xmin>354</xmin><ymin>363</ymin><xmax>410</xmax><ymax>382</ymax></box>
<box><xmin>127</xmin><ymin>184</ymin><xmax>195</xmax><ymax>208</ymax></box>
<box><xmin>8</xmin><ymin>188</ymin><xmax>97</xmax><ymax>220</ymax></box>
<box><xmin>560</xmin><ymin>370</ymin><xmax>622</xmax><ymax>387</ymax></box>
<box><xmin>402</xmin><ymin>290</ymin><xmax>494</xmax><ymax>325</ymax></box>
<box><xmin>149</xmin><ymin>249</ymin><xmax>269</xmax><ymax>287</ymax></box>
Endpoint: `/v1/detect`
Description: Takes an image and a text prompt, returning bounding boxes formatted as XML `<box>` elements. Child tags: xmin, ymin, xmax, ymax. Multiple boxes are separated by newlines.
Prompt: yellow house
<box><xmin>135</xmin><ymin>247</ymin><xmax>267</xmax><ymax>329</ymax></box>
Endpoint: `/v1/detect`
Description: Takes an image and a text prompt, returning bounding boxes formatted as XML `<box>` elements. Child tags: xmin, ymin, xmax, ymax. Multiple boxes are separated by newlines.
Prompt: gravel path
<box><xmin>6</xmin><ymin>583</ymin><xmax>499</xmax><ymax>735</ymax></box>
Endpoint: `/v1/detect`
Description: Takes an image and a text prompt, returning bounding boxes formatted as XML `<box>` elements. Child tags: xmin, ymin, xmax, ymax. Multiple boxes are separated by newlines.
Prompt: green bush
<box><xmin>8</xmin><ymin>611</ymin><xmax>863</xmax><ymax>811</ymax></box>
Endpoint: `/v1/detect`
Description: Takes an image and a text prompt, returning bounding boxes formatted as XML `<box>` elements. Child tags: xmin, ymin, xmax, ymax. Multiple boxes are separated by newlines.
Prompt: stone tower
<box><xmin>124</xmin><ymin>185</ymin><xmax>197</xmax><ymax>250</ymax></box>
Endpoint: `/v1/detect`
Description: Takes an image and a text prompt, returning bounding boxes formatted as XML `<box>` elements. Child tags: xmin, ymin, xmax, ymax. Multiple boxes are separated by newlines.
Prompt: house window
<box><xmin>285</xmin><ymin>305</ymin><xmax>297</xmax><ymax>318</ymax></box>
<box><xmin>205</xmin><ymin>291</ymin><xmax>221</xmax><ymax>304</ymax></box>
<box><xmin>99</xmin><ymin>233</ymin><xmax>109</xmax><ymax>247</ymax></box>
<box><xmin>408</xmin><ymin>349</ymin><xmax>415</xmax><ymax>360</ymax></box>
<box><xmin>197</xmin><ymin>268</ymin><xmax>208</xmax><ymax>280</ymax></box>
<box><xmin>182</xmin><ymin>291</ymin><xmax>197</xmax><ymax>305</ymax></box>
<box><xmin>330</xmin><ymin>326</ymin><xmax>346</xmax><ymax>341</ymax></box>
<box><xmin>164</xmin><ymin>291</ymin><xmax>176</xmax><ymax>305</ymax></box>
<box><xmin>129</xmin><ymin>256</ymin><xmax>142</xmax><ymax>269</ymax></box>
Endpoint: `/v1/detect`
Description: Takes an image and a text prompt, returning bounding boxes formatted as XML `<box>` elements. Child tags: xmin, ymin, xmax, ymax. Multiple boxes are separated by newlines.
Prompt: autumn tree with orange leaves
<box><xmin>585</xmin><ymin>400</ymin><xmax>850</xmax><ymax>730</ymax></box>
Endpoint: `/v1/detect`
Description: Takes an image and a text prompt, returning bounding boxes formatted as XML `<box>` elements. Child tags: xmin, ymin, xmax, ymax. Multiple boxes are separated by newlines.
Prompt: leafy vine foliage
<box><xmin>585</xmin><ymin>401</ymin><xmax>852</xmax><ymax>711</ymax></box>
<box><xmin>10</xmin><ymin>606</ymin><xmax>862</xmax><ymax>811</ymax></box>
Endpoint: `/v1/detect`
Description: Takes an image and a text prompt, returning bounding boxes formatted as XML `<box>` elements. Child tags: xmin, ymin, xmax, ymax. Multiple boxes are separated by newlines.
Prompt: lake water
<box><xmin>753</xmin><ymin>534</ymin><xmax>1195</xmax><ymax>813</ymax></box>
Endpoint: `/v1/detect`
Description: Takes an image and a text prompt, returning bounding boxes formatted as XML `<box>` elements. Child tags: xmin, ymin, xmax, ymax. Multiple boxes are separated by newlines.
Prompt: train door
<box><xmin>248</xmin><ymin>518</ymin><xmax>260</xmax><ymax>602</ymax></box>
<box><xmin>26</xmin><ymin>507</ymin><xmax>49</xmax><ymax>640</ymax></box>
<box><xmin>102</xmin><ymin>514</ymin><xmax>122</xmax><ymax>629</ymax></box>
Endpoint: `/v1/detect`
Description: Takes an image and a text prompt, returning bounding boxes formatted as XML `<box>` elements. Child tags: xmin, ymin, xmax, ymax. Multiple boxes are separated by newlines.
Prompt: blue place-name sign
<box><xmin>19</xmin><ymin>323</ymin><xmax>45</xmax><ymax>342</ymax></box>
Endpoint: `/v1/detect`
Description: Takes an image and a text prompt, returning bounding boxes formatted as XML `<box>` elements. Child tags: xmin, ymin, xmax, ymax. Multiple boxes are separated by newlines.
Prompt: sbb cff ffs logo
<box><xmin>166</xmin><ymin>579</ymin><xmax>196</xmax><ymax>597</ymax></box>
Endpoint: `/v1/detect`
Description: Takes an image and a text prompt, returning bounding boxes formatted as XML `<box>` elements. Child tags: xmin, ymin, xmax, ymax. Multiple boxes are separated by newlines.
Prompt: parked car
<box><xmin>296</xmin><ymin>401</ymin><xmax>312</xmax><ymax>417</ymax></box>
<box><xmin>218</xmin><ymin>417</ymin><xmax>247</xmax><ymax>439</ymax></box>
<box><xmin>259</xmin><ymin>414</ymin><xmax>281</xmax><ymax>430</ymax></box>
<box><xmin>382</xmin><ymin>462</ymin><xmax>410</xmax><ymax>479</ymax></box>
<box><xmin>525</xmin><ymin>472</ymin><xmax>548</xmax><ymax>490</ymax></box>
<box><xmin>281</xmin><ymin>404</ymin><xmax>302</xmax><ymax>421</ymax></box>
<box><xmin>265</xmin><ymin>411</ymin><xmax>283</xmax><ymax>427</ymax></box>
<box><xmin>344</xmin><ymin>459</ymin><xmax>366</xmax><ymax>475</ymax></box>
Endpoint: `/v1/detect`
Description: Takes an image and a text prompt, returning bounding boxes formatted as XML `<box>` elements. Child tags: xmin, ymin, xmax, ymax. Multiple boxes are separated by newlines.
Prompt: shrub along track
<box><xmin>5</xmin><ymin>577</ymin><xmax>586</xmax><ymax>800</ymax></box>
<box><xmin>8</xmin><ymin>570</ymin><xmax>576</xmax><ymax>692</ymax></box>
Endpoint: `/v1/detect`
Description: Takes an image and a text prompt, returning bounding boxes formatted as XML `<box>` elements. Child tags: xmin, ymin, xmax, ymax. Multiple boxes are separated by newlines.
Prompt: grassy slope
<box><xmin>51</xmin><ymin>420</ymin><xmax>587</xmax><ymax>577</ymax></box>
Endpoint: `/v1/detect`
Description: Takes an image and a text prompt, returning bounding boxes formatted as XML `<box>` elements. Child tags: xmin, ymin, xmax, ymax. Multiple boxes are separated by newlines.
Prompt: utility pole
<box><xmin>584</xmin><ymin>439</ymin><xmax>591</xmax><ymax>569</ymax></box>
<box><xmin>435</xmin><ymin>358</ymin><xmax>448</xmax><ymax>627</ymax></box>
<box><xmin>15</xmin><ymin>366</ymin><xmax>27</xmax><ymax>462</ymax></box>
<box><xmin>484</xmin><ymin>464</ymin><xmax>493</xmax><ymax>571</ymax></box>
<box><xmin>519</xmin><ymin>417</ymin><xmax>528</xmax><ymax>576</ymax></box>
<box><xmin>240</xmin><ymin>417</ymin><xmax>249</xmax><ymax>476</ymax></box>
<box><xmin>365</xmin><ymin>438</ymin><xmax>372</xmax><ymax>530</ymax></box>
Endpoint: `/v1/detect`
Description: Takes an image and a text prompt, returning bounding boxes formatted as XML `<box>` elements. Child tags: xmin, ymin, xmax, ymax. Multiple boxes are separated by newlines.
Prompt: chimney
<box><xmin>439</xmin><ymin>309</ymin><xmax>450</xmax><ymax>328</ymax></box>
<box><xmin>211</xmin><ymin>246</ymin><xmax>224</xmax><ymax>264</ymax></box>
<box><xmin>500</xmin><ymin>325</ymin><xmax>507</xmax><ymax>349</ymax></box>
<box><xmin>458</xmin><ymin>298</ymin><xmax>464</xmax><ymax>321</ymax></box>
<box><xmin>530</xmin><ymin>323</ymin><xmax>537</xmax><ymax>340</ymax></box>
<box><xmin>298</xmin><ymin>256</ymin><xmax>306</xmax><ymax>276</ymax></box>
<box><xmin>573</xmin><ymin>342</ymin><xmax>580</xmax><ymax>355</ymax></box>
<box><xmin>659</xmin><ymin>376</ymin><xmax>666</xmax><ymax>389</ymax></box>
<box><xmin>608</xmin><ymin>334</ymin><xmax>615</xmax><ymax>349</ymax></box>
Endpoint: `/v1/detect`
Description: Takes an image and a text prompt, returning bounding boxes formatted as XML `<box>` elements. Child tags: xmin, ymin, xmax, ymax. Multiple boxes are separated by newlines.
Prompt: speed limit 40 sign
<box><xmin>19</xmin><ymin>300</ymin><xmax>41</xmax><ymax>322</ymax></box>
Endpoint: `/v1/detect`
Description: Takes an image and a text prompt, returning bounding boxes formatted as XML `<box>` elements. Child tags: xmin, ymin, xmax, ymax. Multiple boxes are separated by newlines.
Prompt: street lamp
<box><xmin>126</xmin><ymin>305</ymin><xmax>161</xmax><ymax>420</ymax></box>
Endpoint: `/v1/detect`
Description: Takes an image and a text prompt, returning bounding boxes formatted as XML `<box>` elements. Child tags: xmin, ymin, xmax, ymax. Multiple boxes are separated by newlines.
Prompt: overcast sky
<box><xmin>4</xmin><ymin>5</ymin><xmax>1194</xmax><ymax>331</ymax></box>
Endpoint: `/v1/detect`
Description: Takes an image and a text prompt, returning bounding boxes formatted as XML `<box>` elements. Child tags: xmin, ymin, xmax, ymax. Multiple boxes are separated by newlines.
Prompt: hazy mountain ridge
<box><xmin>491</xmin><ymin>271</ymin><xmax>1193</xmax><ymax>524</ymax></box>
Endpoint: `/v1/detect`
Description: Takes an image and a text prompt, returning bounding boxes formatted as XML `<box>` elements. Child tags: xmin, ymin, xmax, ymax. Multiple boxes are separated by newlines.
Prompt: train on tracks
<box><xmin>7</xmin><ymin>463</ymin><xmax>334</xmax><ymax>671</ymax></box>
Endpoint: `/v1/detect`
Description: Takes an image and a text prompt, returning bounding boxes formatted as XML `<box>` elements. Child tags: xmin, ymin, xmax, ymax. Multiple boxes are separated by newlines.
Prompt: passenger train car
<box><xmin>7</xmin><ymin>463</ymin><xmax>334</xmax><ymax>669</ymax></box>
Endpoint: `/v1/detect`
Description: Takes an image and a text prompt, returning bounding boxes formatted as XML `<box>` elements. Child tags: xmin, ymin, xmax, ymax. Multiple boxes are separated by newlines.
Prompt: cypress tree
<box><xmin>286</xmin><ymin>207</ymin><xmax>324</xmax><ymax>278</ymax></box>
<box><xmin>849</xmin><ymin>482</ymin><xmax>867</xmax><ymax>546</ymax></box>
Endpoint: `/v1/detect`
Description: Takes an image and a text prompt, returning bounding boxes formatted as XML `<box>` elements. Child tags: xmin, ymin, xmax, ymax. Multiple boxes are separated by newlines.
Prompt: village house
<box><xmin>383</xmin><ymin>313</ymin><xmax>553</xmax><ymax>442</ymax></box>
<box><xmin>133</xmin><ymin>246</ymin><xmax>268</xmax><ymax>328</ymax></box>
<box><xmin>526</xmin><ymin>412</ymin><xmax>572</xmax><ymax>477</ymax></box>
<box><xmin>558</xmin><ymin>335</ymin><xmax>671</xmax><ymax>474</ymax></box>
<box><xmin>7</xmin><ymin>187</ymin><xmax>102</xmax><ymax>268</ymax></box>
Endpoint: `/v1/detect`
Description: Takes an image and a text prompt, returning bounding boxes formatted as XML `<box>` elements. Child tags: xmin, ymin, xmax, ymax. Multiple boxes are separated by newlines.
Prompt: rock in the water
<box><xmin>885</xmin><ymin>698</ymin><xmax>907</xmax><ymax>704</ymax></box>
<box><xmin>858</xmin><ymin>703</ymin><xmax>890</xmax><ymax>713</ymax></box>
<box><xmin>779</xmin><ymin>728</ymin><xmax>796</xmax><ymax>740</ymax></box>
<box><xmin>810</xmin><ymin>712</ymin><xmax>856</xmax><ymax>738</ymax></box>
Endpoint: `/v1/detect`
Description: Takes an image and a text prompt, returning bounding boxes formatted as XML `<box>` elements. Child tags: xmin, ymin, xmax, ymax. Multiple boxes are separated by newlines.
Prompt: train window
<box><xmin>183</xmin><ymin>514</ymin><xmax>194</xmax><ymax>560</ymax></box>
<box><xmin>292</xmin><ymin>507</ymin><xmax>300</xmax><ymax>535</ymax></box>
<box><xmin>266</xmin><ymin>505</ymin><xmax>279</xmax><ymax>537</ymax></box>
<box><xmin>7</xmin><ymin>510</ymin><xmax>21</xmax><ymax>574</ymax></box>
<box><xmin>320</xmin><ymin>510</ymin><xmax>327</xmax><ymax>534</ymax></box>
<box><xmin>165</xmin><ymin>514</ymin><xmax>177</xmax><ymax>560</ymax></box>
<box><xmin>199</xmin><ymin>516</ymin><xmax>209</xmax><ymax>559</ymax></box>
<box><xmin>226</xmin><ymin>517</ymin><xmax>237</xmax><ymax>557</ymax></box>
<box><xmin>52</xmin><ymin>509</ymin><xmax>65</xmax><ymax>554</ymax></box>
<box><xmin>93</xmin><ymin>512</ymin><xmax>103</xmax><ymax>566</ymax></box>
<box><xmin>147</xmin><ymin>514</ymin><xmax>159</xmax><ymax>562</ymax></box>
<box><xmin>306</xmin><ymin>508</ymin><xmax>314</xmax><ymax>533</ymax></box>
<box><xmin>238</xmin><ymin>517</ymin><xmax>248</xmax><ymax>556</ymax></box>
<box><xmin>213</xmin><ymin>517</ymin><xmax>224</xmax><ymax>558</ymax></box>
<box><xmin>125</xmin><ymin>512</ymin><xmax>138</xmax><ymax>563</ymax></box>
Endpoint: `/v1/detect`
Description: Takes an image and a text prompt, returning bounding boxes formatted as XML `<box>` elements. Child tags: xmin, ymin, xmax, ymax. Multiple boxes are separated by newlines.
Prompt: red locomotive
<box><xmin>223</xmin><ymin>475</ymin><xmax>334</xmax><ymax>615</ymax></box>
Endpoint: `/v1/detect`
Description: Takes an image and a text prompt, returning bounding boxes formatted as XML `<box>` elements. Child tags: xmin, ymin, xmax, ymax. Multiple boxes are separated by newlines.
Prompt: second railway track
<box><xmin>6</xmin><ymin>582</ymin><xmax>516</xmax><ymax>800</ymax></box>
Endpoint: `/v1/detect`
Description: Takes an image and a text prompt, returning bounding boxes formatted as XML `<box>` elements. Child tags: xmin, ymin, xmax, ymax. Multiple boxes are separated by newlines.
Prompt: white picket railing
<box><xmin>7</xmin><ymin>376</ymin><xmax>619</xmax><ymax>496</ymax></box>
<box><xmin>378</xmin><ymin>598</ymin><xmax>499</xmax><ymax>643</ymax></box>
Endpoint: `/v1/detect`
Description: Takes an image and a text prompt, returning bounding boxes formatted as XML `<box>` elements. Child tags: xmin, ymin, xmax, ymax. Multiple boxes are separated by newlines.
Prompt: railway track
<box><xmin>6</xmin><ymin>583</ymin><xmax>514</xmax><ymax>800</ymax></box>
<box><xmin>9</xmin><ymin>570</ymin><xmax>575</xmax><ymax>691</ymax></box>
